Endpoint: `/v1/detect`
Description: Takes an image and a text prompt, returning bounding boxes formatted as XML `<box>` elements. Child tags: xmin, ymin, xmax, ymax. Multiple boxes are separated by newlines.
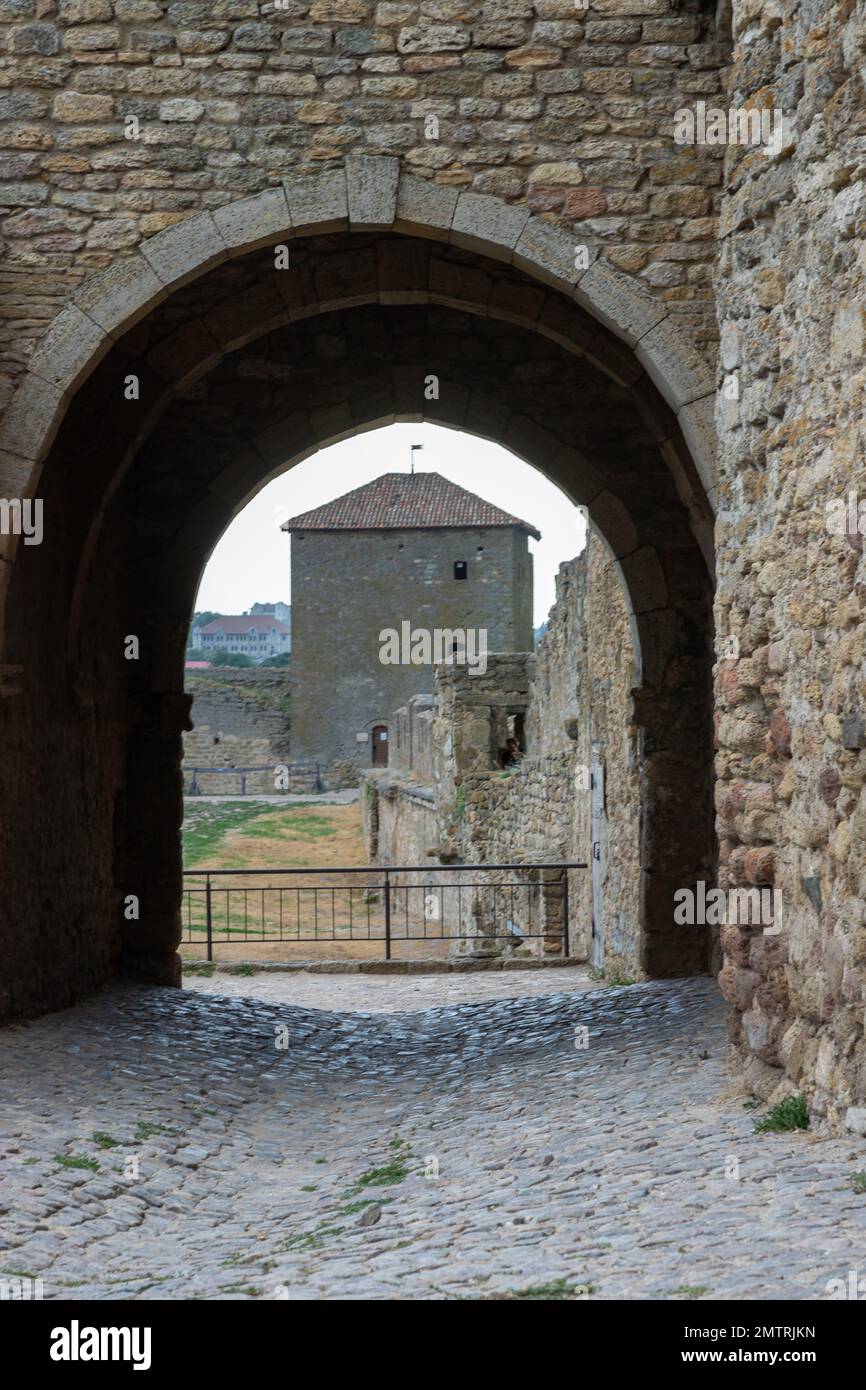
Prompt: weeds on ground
<box><xmin>754</xmin><ymin>1095</ymin><xmax>809</xmax><ymax>1133</ymax></box>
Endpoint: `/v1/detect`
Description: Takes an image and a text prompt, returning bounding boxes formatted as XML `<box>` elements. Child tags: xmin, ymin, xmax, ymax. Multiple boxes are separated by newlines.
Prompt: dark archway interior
<box><xmin>0</xmin><ymin>232</ymin><xmax>715</xmax><ymax>1020</ymax></box>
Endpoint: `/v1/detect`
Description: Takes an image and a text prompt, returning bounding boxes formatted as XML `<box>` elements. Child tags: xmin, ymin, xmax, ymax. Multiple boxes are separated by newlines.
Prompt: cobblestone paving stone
<box><xmin>1</xmin><ymin>976</ymin><xmax>865</xmax><ymax>1302</ymax></box>
<box><xmin>182</xmin><ymin>964</ymin><xmax>605</xmax><ymax>1012</ymax></box>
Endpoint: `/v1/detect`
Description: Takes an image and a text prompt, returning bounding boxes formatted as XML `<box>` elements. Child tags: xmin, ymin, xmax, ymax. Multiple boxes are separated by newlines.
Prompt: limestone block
<box><xmin>212</xmin><ymin>187</ymin><xmax>291</xmax><ymax>256</ymax></box>
<box><xmin>636</xmin><ymin>316</ymin><xmax>715</xmax><ymax>409</ymax></box>
<box><xmin>488</xmin><ymin>277</ymin><xmax>546</xmax><ymax>327</ymax></box>
<box><xmin>588</xmin><ymin>490</ymin><xmax>638</xmax><ymax>556</ymax></box>
<box><xmin>12</xmin><ymin>22</ymin><xmax>60</xmax><ymax>54</ymax></box>
<box><xmin>619</xmin><ymin>546</ymin><xmax>668</xmax><ymax>612</ymax></box>
<box><xmin>140</xmin><ymin>211</ymin><xmax>229</xmax><ymax>290</ymax></box>
<box><xmin>0</xmin><ymin>449</ymin><xmax>34</xmax><ymax>495</ymax></box>
<box><xmin>397</xmin><ymin>24</ymin><xmax>470</xmax><ymax>52</ymax></box>
<box><xmin>158</xmin><ymin>98</ymin><xmax>205</xmax><ymax>122</ymax></box>
<box><xmin>284</xmin><ymin>167</ymin><xmax>349</xmax><ymax>235</ymax></box>
<box><xmin>502</xmin><ymin>412</ymin><xmax>560</xmax><ymax>469</ymax></box>
<box><xmin>146</xmin><ymin>319</ymin><xmax>223</xmax><ymax>391</ymax></box>
<box><xmin>346</xmin><ymin>155</ymin><xmax>400</xmax><ymax>230</ymax></box>
<box><xmin>27</xmin><ymin>304</ymin><xmax>109</xmax><ymax>393</ymax></box>
<box><xmin>202</xmin><ymin>282</ymin><xmax>290</xmax><ymax>354</ymax></box>
<box><xmin>513</xmin><ymin>218</ymin><xmax>588</xmax><ymax>293</ymax></box>
<box><xmin>462</xmin><ymin>388</ymin><xmax>511</xmax><ymax>443</ymax></box>
<box><xmin>72</xmin><ymin>253</ymin><xmax>167</xmax><ymax>335</ymax></box>
<box><xmin>677</xmin><ymin>393</ymin><xmax>717</xmax><ymax>498</ymax></box>
<box><xmin>576</xmin><ymin>257</ymin><xmax>666</xmax><ymax>347</ymax></box>
<box><xmin>310</xmin><ymin>402</ymin><xmax>355</xmax><ymax>445</ymax></box>
<box><xmin>428</xmin><ymin>255</ymin><xmax>492</xmax><ymax>309</ymax></box>
<box><xmin>53</xmin><ymin>90</ymin><xmax>114</xmax><ymax>121</ymax></box>
<box><xmin>394</xmin><ymin>172</ymin><xmax>458</xmax><ymax>239</ymax></box>
<box><xmin>0</xmin><ymin>374</ymin><xmax>66</xmax><ymax>462</ymax></box>
<box><xmin>255</xmin><ymin>410</ymin><xmax>317</xmax><ymax>470</ymax></box>
<box><xmin>450</xmin><ymin>191</ymin><xmax>529</xmax><ymax>261</ymax></box>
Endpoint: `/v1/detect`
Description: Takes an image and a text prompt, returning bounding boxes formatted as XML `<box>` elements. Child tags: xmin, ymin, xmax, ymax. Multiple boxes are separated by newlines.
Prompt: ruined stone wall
<box><xmin>583</xmin><ymin>533</ymin><xmax>640</xmax><ymax>978</ymax></box>
<box><xmin>390</xmin><ymin>692</ymin><xmax>434</xmax><ymax>780</ymax></box>
<box><xmin>185</xmin><ymin>665</ymin><xmax>290</xmax><ymax>739</ymax></box>
<box><xmin>0</xmin><ymin>0</ymin><xmax>726</xmax><ymax>413</ymax></box>
<box><xmin>713</xmin><ymin>0</ymin><xmax>866</xmax><ymax>1131</ymax></box>
<box><xmin>365</xmin><ymin>533</ymin><xmax>642</xmax><ymax>968</ymax></box>
<box><xmin>182</xmin><ymin>665</ymin><xmax>293</xmax><ymax>791</ymax></box>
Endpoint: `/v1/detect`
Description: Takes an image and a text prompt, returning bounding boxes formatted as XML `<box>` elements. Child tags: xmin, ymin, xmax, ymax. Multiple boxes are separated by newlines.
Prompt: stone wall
<box><xmin>182</xmin><ymin>665</ymin><xmax>294</xmax><ymax>792</ymax></box>
<box><xmin>0</xmin><ymin>0</ymin><xmax>726</xmax><ymax>419</ymax></box>
<box><xmin>365</xmin><ymin>532</ymin><xmax>646</xmax><ymax>972</ymax></box>
<box><xmin>7</xmin><ymin>0</ymin><xmax>866</xmax><ymax>1131</ymax></box>
<box><xmin>712</xmin><ymin>0</ymin><xmax>866</xmax><ymax>1132</ymax></box>
<box><xmin>390</xmin><ymin>692</ymin><xmax>435</xmax><ymax>782</ymax></box>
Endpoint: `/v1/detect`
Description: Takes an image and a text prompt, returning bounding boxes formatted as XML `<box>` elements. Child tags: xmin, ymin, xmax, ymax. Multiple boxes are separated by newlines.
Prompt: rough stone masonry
<box><xmin>0</xmin><ymin>0</ymin><xmax>864</xmax><ymax>1138</ymax></box>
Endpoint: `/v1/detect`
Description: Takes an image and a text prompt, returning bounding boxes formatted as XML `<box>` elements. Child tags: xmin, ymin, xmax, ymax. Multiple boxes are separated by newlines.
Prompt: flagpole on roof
<box><xmin>410</xmin><ymin>443</ymin><xmax>423</xmax><ymax>474</ymax></box>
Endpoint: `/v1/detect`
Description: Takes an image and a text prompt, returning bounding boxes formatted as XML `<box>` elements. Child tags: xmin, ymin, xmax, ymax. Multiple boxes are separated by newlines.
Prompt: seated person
<box><xmin>499</xmin><ymin>737</ymin><xmax>522</xmax><ymax>768</ymax></box>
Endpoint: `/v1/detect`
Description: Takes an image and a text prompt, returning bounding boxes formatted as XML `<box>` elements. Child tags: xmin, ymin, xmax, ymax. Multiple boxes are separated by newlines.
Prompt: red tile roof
<box><xmin>281</xmin><ymin>472</ymin><xmax>541</xmax><ymax>539</ymax></box>
<box><xmin>200</xmin><ymin>616</ymin><xmax>290</xmax><ymax>634</ymax></box>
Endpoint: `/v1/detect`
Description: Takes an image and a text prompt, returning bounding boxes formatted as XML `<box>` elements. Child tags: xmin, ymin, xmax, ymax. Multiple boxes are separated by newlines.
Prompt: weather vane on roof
<box><xmin>410</xmin><ymin>443</ymin><xmax>423</xmax><ymax>475</ymax></box>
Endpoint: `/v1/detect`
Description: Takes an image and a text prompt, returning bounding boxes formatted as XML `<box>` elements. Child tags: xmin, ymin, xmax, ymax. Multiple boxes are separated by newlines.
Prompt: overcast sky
<box><xmin>194</xmin><ymin>422</ymin><xmax>587</xmax><ymax>628</ymax></box>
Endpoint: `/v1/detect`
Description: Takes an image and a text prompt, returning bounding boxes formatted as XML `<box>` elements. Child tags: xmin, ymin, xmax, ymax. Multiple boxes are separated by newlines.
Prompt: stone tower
<box><xmin>282</xmin><ymin>471</ymin><xmax>538</xmax><ymax>780</ymax></box>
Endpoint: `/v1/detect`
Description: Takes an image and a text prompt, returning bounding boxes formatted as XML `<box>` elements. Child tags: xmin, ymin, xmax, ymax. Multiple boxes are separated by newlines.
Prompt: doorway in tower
<box><xmin>371</xmin><ymin>726</ymin><xmax>389</xmax><ymax>768</ymax></box>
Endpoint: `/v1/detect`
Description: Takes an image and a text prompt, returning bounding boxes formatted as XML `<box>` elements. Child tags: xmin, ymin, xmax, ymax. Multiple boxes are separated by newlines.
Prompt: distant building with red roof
<box><xmin>192</xmin><ymin>614</ymin><xmax>291</xmax><ymax>662</ymax></box>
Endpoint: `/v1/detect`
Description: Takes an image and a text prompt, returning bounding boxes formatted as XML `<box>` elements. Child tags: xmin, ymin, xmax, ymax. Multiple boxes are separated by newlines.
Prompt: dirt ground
<box><xmin>181</xmin><ymin>798</ymin><xmax>451</xmax><ymax>962</ymax></box>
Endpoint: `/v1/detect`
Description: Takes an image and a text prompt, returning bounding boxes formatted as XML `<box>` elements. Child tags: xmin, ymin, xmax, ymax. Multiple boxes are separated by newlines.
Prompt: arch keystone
<box><xmin>346</xmin><ymin>155</ymin><xmax>400</xmax><ymax>230</ymax></box>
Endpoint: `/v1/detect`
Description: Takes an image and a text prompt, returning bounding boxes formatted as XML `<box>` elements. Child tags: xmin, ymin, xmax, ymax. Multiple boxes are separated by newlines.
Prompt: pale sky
<box><xmin>194</xmin><ymin>423</ymin><xmax>587</xmax><ymax>628</ymax></box>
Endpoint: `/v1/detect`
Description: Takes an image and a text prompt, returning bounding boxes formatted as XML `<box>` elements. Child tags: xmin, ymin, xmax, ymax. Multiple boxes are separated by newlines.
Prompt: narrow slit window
<box><xmin>454</xmin><ymin>560</ymin><xmax>467</xmax><ymax>580</ymax></box>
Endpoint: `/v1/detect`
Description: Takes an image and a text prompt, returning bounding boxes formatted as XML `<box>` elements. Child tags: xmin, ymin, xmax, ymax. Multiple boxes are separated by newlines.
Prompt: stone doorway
<box><xmin>0</xmin><ymin>164</ymin><xmax>715</xmax><ymax>1020</ymax></box>
<box><xmin>371</xmin><ymin>726</ymin><xmax>389</xmax><ymax>769</ymax></box>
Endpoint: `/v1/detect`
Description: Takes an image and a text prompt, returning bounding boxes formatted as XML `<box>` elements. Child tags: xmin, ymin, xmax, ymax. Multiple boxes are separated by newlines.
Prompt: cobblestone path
<box><xmin>1</xmin><ymin>976</ymin><xmax>864</xmax><ymax>1301</ymax></box>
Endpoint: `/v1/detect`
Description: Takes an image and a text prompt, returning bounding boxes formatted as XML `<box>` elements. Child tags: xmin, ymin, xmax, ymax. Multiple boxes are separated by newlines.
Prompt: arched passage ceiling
<box><xmin>25</xmin><ymin>232</ymin><xmax>717</xmax><ymax>689</ymax></box>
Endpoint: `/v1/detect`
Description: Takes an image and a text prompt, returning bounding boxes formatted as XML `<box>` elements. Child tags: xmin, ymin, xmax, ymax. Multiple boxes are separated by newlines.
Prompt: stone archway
<box><xmin>0</xmin><ymin>161</ymin><xmax>716</xmax><ymax>1019</ymax></box>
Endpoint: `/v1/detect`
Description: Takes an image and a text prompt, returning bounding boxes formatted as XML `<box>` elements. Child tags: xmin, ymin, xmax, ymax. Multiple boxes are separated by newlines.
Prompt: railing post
<box><xmin>240</xmin><ymin>771</ymin><xmax>246</xmax><ymax>796</ymax></box>
<box><xmin>562</xmin><ymin>866</ymin><xmax>569</xmax><ymax>958</ymax></box>
<box><xmin>205</xmin><ymin>874</ymin><xmax>213</xmax><ymax>963</ymax></box>
<box><xmin>384</xmin><ymin>868</ymin><xmax>391</xmax><ymax>961</ymax></box>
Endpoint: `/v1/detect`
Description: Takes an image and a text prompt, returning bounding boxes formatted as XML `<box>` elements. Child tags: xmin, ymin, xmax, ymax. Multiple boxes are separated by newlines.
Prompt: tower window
<box><xmin>454</xmin><ymin>561</ymin><xmax>467</xmax><ymax>580</ymax></box>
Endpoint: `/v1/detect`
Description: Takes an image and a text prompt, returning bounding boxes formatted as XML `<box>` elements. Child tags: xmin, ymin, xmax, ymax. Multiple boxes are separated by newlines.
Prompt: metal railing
<box><xmin>185</xmin><ymin>762</ymin><xmax>322</xmax><ymax>795</ymax></box>
<box><xmin>181</xmin><ymin>862</ymin><xmax>586</xmax><ymax>961</ymax></box>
